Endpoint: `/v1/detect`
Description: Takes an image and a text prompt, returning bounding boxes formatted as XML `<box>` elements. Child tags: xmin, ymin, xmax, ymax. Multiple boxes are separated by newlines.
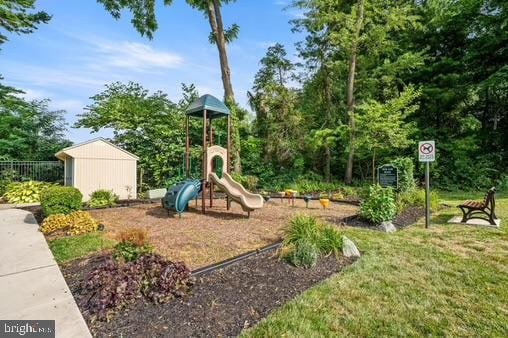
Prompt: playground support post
<box><xmin>185</xmin><ymin>116</ymin><xmax>190</xmax><ymax>178</ymax></box>
<box><xmin>202</xmin><ymin>109</ymin><xmax>207</xmax><ymax>214</ymax></box>
<box><xmin>226</xmin><ymin>115</ymin><xmax>231</xmax><ymax>210</ymax></box>
<box><xmin>209</xmin><ymin>116</ymin><xmax>214</xmax><ymax>208</ymax></box>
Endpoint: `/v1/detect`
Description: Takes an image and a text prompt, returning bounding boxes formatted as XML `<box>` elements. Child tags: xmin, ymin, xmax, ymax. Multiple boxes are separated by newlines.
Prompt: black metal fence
<box><xmin>0</xmin><ymin>161</ymin><xmax>64</xmax><ymax>183</ymax></box>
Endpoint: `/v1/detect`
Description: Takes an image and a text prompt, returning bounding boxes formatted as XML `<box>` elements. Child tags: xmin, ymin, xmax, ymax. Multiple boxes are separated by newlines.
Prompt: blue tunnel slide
<box><xmin>161</xmin><ymin>180</ymin><xmax>202</xmax><ymax>215</ymax></box>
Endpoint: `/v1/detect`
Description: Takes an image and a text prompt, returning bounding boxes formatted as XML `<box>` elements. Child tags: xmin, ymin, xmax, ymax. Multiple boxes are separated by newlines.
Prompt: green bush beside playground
<box><xmin>41</xmin><ymin>186</ymin><xmax>83</xmax><ymax>216</ymax></box>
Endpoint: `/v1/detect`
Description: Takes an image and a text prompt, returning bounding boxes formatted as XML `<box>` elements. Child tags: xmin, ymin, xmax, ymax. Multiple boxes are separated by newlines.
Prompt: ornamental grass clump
<box><xmin>84</xmin><ymin>254</ymin><xmax>192</xmax><ymax>321</ymax></box>
<box><xmin>282</xmin><ymin>214</ymin><xmax>344</xmax><ymax>268</ymax></box>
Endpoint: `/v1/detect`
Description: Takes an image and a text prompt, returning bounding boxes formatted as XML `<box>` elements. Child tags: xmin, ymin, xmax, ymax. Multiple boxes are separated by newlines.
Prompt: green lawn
<box><xmin>244</xmin><ymin>192</ymin><xmax>508</xmax><ymax>337</ymax></box>
<box><xmin>49</xmin><ymin>232</ymin><xmax>116</xmax><ymax>263</ymax></box>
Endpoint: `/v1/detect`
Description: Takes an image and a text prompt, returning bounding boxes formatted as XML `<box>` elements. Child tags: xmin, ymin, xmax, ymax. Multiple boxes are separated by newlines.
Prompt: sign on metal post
<box><xmin>419</xmin><ymin>141</ymin><xmax>435</xmax><ymax>228</ymax></box>
<box><xmin>377</xmin><ymin>164</ymin><xmax>398</xmax><ymax>189</ymax></box>
<box><xmin>419</xmin><ymin>141</ymin><xmax>435</xmax><ymax>162</ymax></box>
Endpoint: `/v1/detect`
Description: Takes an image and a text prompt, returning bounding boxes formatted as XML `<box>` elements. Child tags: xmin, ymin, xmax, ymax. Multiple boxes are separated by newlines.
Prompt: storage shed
<box><xmin>55</xmin><ymin>138</ymin><xmax>138</xmax><ymax>201</ymax></box>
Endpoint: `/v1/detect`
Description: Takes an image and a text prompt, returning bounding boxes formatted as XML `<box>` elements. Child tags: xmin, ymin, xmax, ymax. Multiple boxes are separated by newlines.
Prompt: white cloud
<box><xmin>89</xmin><ymin>40</ymin><xmax>184</xmax><ymax>71</ymax></box>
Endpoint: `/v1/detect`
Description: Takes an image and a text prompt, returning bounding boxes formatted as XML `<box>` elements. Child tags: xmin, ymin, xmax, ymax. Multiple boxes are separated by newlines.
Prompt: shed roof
<box><xmin>186</xmin><ymin>94</ymin><xmax>230</xmax><ymax>119</ymax></box>
<box><xmin>55</xmin><ymin>138</ymin><xmax>139</xmax><ymax>161</ymax></box>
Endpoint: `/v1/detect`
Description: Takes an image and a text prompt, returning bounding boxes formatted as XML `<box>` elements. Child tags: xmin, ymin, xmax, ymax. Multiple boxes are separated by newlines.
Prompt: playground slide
<box><xmin>209</xmin><ymin>172</ymin><xmax>264</xmax><ymax>211</ymax></box>
<box><xmin>162</xmin><ymin>180</ymin><xmax>202</xmax><ymax>214</ymax></box>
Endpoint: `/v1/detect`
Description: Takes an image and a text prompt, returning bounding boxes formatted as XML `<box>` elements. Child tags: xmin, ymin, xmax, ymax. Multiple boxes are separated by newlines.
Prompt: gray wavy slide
<box><xmin>209</xmin><ymin>172</ymin><xmax>264</xmax><ymax>211</ymax></box>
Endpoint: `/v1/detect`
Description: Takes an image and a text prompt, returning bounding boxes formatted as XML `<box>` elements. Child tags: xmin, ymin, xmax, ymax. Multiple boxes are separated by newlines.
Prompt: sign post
<box><xmin>418</xmin><ymin>141</ymin><xmax>435</xmax><ymax>228</ymax></box>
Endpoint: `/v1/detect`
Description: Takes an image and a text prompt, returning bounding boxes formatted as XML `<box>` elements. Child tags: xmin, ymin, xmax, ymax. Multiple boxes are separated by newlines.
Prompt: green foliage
<box><xmin>397</xmin><ymin>189</ymin><xmax>440</xmax><ymax>214</ymax></box>
<box><xmin>114</xmin><ymin>241</ymin><xmax>153</xmax><ymax>263</ymax></box>
<box><xmin>356</xmin><ymin>86</ymin><xmax>419</xmax><ymax>175</ymax></box>
<box><xmin>88</xmin><ymin>189</ymin><xmax>119</xmax><ymax>209</ymax></box>
<box><xmin>359</xmin><ymin>185</ymin><xmax>396</xmax><ymax>224</ymax></box>
<box><xmin>2</xmin><ymin>181</ymin><xmax>53</xmax><ymax>203</ymax></box>
<box><xmin>391</xmin><ymin>157</ymin><xmax>416</xmax><ymax>193</ymax></box>
<box><xmin>231</xmin><ymin>173</ymin><xmax>259</xmax><ymax>191</ymax></box>
<box><xmin>0</xmin><ymin>97</ymin><xmax>71</xmax><ymax>161</ymax></box>
<box><xmin>283</xmin><ymin>214</ymin><xmax>344</xmax><ymax>268</ymax></box>
<box><xmin>289</xmin><ymin>240</ymin><xmax>319</xmax><ymax>268</ymax></box>
<box><xmin>75</xmin><ymin>82</ymin><xmax>201</xmax><ymax>188</ymax></box>
<box><xmin>0</xmin><ymin>169</ymin><xmax>18</xmax><ymax>195</ymax></box>
<box><xmin>249</xmin><ymin>43</ymin><xmax>304</xmax><ymax>169</ymax></box>
<box><xmin>0</xmin><ymin>0</ymin><xmax>51</xmax><ymax>45</ymax></box>
<box><xmin>41</xmin><ymin>186</ymin><xmax>82</xmax><ymax>216</ymax></box>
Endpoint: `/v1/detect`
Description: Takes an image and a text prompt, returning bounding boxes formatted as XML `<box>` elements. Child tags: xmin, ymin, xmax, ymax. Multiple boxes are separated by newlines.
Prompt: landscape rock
<box><xmin>378</xmin><ymin>221</ymin><xmax>397</xmax><ymax>233</ymax></box>
<box><xmin>342</xmin><ymin>236</ymin><xmax>360</xmax><ymax>258</ymax></box>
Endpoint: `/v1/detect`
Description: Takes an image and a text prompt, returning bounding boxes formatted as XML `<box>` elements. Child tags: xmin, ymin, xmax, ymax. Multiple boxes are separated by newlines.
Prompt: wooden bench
<box><xmin>458</xmin><ymin>187</ymin><xmax>497</xmax><ymax>225</ymax></box>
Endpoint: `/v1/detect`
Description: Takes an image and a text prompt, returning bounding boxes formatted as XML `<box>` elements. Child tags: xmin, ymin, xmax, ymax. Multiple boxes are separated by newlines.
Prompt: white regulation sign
<box><xmin>419</xmin><ymin>141</ymin><xmax>435</xmax><ymax>162</ymax></box>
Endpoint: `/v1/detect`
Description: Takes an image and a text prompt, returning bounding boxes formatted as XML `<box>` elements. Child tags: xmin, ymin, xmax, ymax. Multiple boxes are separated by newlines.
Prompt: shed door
<box><xmin>65</xmin><ymin>158</ymin><xmax>74</xmax><ymax>186</ymax></box>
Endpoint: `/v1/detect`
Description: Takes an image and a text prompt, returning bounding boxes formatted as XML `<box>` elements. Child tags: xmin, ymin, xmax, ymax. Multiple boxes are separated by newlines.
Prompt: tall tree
<box><xmin>0</xmin><ymin>93</ymin><xmax>71</xmax><ymax>160</ymax></box>
<box><xmin>97</xmin><ymin>0</ymin><xmax>243</xmax><ymax>171</ymax></box>
<box><xmin>249</xmin><ymin>44</ymin><xmax>303</xmax><ymax>169</ymax></box>
<box><xmin>75</xmin><ymin>82</ymin><xmax>203</xmax><ymax>186</ymax></box>
<box><xmin>356</xmin><ymin>86</ymin><xmax>419</xmax><ymax>183</ymax></box>
<box><xmin>292</xmin><ymin>8</ymin><xmax>338</xmax><ymax>182</ymax></box>
<box><xmin>294</xmin><ymin>0</ymin><xmax>421</xmax><ymax>184</ymax></box>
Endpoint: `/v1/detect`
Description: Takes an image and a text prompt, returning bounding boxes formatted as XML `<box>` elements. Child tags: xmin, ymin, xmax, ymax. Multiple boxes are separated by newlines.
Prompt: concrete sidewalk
<box><xmin>0</xmin><ymin>208</ymin><xmax>91</xmax><ymax>338</ymax></box>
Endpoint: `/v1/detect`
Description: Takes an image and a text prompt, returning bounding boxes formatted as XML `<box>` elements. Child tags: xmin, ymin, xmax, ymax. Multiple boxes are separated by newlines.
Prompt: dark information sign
<box><xmin>377</xmin><ymin>164</ymin><xmax>398</xmax><ymax>189</ymax></box>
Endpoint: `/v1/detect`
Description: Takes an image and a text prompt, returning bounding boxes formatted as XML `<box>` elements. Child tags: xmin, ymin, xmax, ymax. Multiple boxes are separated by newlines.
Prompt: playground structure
<box><xmin>162</xmin><ymin>94</ymin><xmax>263</xmax><ymax>217</ymax></box>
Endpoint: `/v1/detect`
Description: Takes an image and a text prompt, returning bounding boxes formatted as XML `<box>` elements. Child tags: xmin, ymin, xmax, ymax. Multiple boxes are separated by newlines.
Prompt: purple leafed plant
<box><xmin>83</xmin><ymin>254</ymin><xmax>193</xmax><ymax>320</ymax></box>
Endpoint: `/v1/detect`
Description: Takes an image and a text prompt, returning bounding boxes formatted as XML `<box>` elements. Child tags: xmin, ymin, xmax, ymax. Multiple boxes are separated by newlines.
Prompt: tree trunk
<box><xmin>344</xmin><ymin>0</ymin><xmax>365</xmax><ymax>185</ymax></box>
<box><xmin>206</xmin><ymin>0</ymin><xmax>240</xmax><ymax>172</ymax></box>
<box><xmin>372</xmin><ymin>149</ymin><xmax>376</xmax><ymax>184</ymax></box>
<box><xmin>207</xmin><ymin>0</ymin><xmax>234</xmax><ymax>103</ymax></box>
<box><xmin>323</xmin><ymin>66</ymin><xmax>332</xmax><ymax>183</ymax></box>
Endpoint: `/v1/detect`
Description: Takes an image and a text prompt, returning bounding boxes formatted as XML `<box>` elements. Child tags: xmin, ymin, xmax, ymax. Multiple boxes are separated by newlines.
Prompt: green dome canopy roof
<box><xmin>186</xmin><ymin>94</ymin><xmax>230</xmax><ymax>119</ymax></box>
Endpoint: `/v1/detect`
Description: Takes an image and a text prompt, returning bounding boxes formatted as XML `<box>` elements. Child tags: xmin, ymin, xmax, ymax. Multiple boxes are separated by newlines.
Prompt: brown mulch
<box><xmin>88</xmin><ymin>198</ymin><xmax>358</xmax><ymax>269</ymax></box>
<box><xmin>342</xmin><ymin>206</ymin><xmax>425</xmax><ymax>229</ymax></box>
<box><xmin>62</xmin><ymin>249</ymin><xmax>356</xmax><ymax>337</ymax></box>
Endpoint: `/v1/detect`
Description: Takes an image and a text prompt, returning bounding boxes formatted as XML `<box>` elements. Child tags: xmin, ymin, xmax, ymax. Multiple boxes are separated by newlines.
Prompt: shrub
<box><xmin>84</xmin><ymin>254</ymin><xmax>192</xmax><ymax>320</ymax></box>
<box><xmin>41</xmin><ymin>186</ymin><xmax>82</xmax><ymax>216</ymax></box>
<box><xmin>0</xmin><ymin>169</ymin><xmax>19</xmax><ymax>196</ymax></box>
<box><xmin>67</xmin><ymin>211</ymin><xmax>99</xmax><ymax>236</ymax></box>
<box><xmin>39</xmin><ymin>211</ymin><xmax>98</xmax><ymax>236</ymax></box>
<box><xmin>3</xmin><ymin>181</ymin><xmax>53</xmax><ymax>204</ymax></box>
<box><xmin>88</xmin><ymin>189</ymin><xmax>119</xmax><ymax>208</ymax></box>
<box><xmin>289</xmin><ymin>240</ymin><xmax>319</xmax><ymax>268</ymax></box>
<box><xmin>232</xmin><ymin>173</ymin><xmax>259</xmax><ymax>191</ymax></box>
<box><xmin>40</xmin><ymin>214</ymin><xmax>70</xmax><ymax>235</ymax></box>
<box><xmin>359</xmin><ymin>185</ymin><xmax>397</xmax><ymax>224</ymax></box>
<box><xmin>282</xmin><ymin>214</ymin><xmax>344</xmax><ymax>268</ymax></box>
<box><xmin>397</xmin><ymin>189</ymin><xmax>440</xmax><ymax>213</ymax></box>
<box><xmin>391</xmin><ymin>157</ymin><xmax>416</xmax><ymax>192</ymax></box>
<box><xmin>114</xmin><ymin>229</ymin><xmax>152</xmax><ymax>262</ymax></box>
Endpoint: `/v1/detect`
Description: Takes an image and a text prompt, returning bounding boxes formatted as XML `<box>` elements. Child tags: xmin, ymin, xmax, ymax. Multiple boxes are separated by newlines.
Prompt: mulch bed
<box><xmin>62</xmin><ymin>249</ymin><xmax>356</xmax><ymax>337</ymax></box>
<box><xmin>87</xmin><ymin>199</ymin><xmax>358</xmax><ymax>269</ymax></box>
<box><xmin>341</xmin><ymin>206</ymin><xmax>425</xmax><ymax>230</ymax></box>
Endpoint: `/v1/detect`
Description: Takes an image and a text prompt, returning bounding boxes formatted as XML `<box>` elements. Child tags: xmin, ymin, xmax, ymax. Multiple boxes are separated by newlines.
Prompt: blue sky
<box><xmin>1</xmin><ymin>0</ymin><xmax>302</xmax><ymax>142</ymax></box>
